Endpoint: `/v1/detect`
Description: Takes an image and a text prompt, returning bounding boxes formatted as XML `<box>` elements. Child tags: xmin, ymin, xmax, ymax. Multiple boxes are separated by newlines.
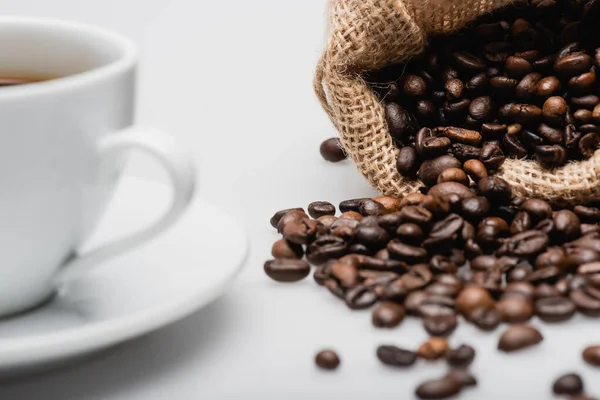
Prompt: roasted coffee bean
<box><xmin>461</xmin><ymin>197</ymin><xmax>491</xmax><ymax>223</ymax></box>
<box><xmin>423</xmin><ymin>214</ymin><xmax>465</xmax><ymax>249</ymax></box>
<box><xmin>437</xmin><ymin>168</ymin><xmax>469</xmax><ymax>186</ymax></box>
<box><xmin>376</xmin><ymin>345</ymin><xmax>418</xmax><ymax>367</ymax></box>
<box><xmin>339</xmin><ymin>198</ymin><xmax>368</xmax><ymax>214</ymax></box>
<box><xmin>542</xmin><ymin>96</ymin><xmax>568</xmax><ymax>126</ymax></box>
<box><xmin>497</xmin><ymin>296</ymin><xmax>534</xmax><ymax>323</ymax></box>
<box><xmin>583</xmin><ymin>345</ymin><xmax>600</xmax><ymax>366</ymax></box>
<box><xmin>447</xmin><ymin>344</ymin><xmax>476</xmax><ymax>367</ymax></box>
<box><xmin>481</xmin><ymin>123</ymin><xmax>508</xmax><ymax>141</ymax></box>
<box><xmin>535</xmin><ymin>144</ymin><xmax>567</xmax><ymax>168</ymax></box>
<box><xmin>594</xmin><ymin>104</ymin><xmax>600</xmax><ymax>124</ymax></box>
<box><xmin>503</xmin><ymin>132</ymin><xmax>529</xmax><ymax>158</ymax></box>
<box><xmin>505</xmin><ymin>103</ymin><xmax>543</xmax><ymax>126</ymax></box>
<box><xmin>478</xmin><ymin>176</ymin><xmax>512</xmax><ymax>205</ymax></box>
<box><xmin>443</xmin><ymin>99</ymin><xmax>471</xmax><ymax>120</ymax></box>
<box><xmin>359</xmin><ymin>199</ymin><xmax>386</xmax><ymax>217</ymax></box>
<box><xmin>345</xmin><ymin>285</ymin><xmax>378</xmax><ymax>310</ymax></box>
<box><xmin>399</xmin><ymin>206</ymin><xmax>433</xmax><ymax>227</ymax></box>
<box><xmin>553</xmin><ymin>210</ymin><xmax>582</xmax><ymax>242</ymax></box>
<box><xmin>570</xmin><ymin>71</ymin><xmax>596</xmax><ymax>95</ymax></box>
<box><xmin>506</xmin><ymin>56</ymin><xmax>533</xmax><ymax>78</ymax></box>
<box><xmin>396</xmin><ymin>146</ymin><xmax>419</xmax><ymax>177</ymax></box>
<box><xmin>463</xmin><ymin>159</ymin><xmax>488</xmax><ymax>183</ymax></box>
<box><xmin>444</xmin><ymin>78</ymin><xmax>463</xmax><ymax>101</ymax></box>
<box><xmin>503</xmin><ymin>281</ymin><xmax>536</xmax><ymax>300</ymax></box>
<box><xmin>372</xmin><ymin>302</ymin><xmax>405</xmax><ymax>328</ymax></box>
<box><xmin>498</xmin><ymin>230</ymin><xmax>549</xmax><ymax>257</ymax></box>
<box><xmin>331</xmin><ymin>260</ymin><xmax>358</xmax><ymax>288</ymax></box>
<box><xmin>386</xmin><ymin>103</ymin><xmax>416</xmax><ymax>141</ymax></box>
<box><xmin>511</xmin><ymin>211</ymin><xmax>532</xmax><ymax>234</ymax></box>
<box><xmin>320</xmin><ymin>138</ymin><xmax>346</xmax><ymax>162</ymax></box>
<box><xmin>575</xmin><ymin>205</ymin><xmax>600</xmax><ymax>223</ymax></box>
<box><xmin>516</xmin><ymin>72</ymin><xmax>542</xmax><ymax>100</ymax></box>
<box><xmin>445</xmin><ymin>369</ymin><xmax>477</xmax><ymax>388</ymax></box>
<box><xmin>521</xmin><ymin>198</ymin><xmax>553</xmax><ymax>222</ymax></box>
<box><xmin>479</xmin><ymin>141</ymin><xmax>506</xmax><ymax>171</ymax></box>
<box><xmin>417</xmin><ymin>294</ymin><xmax>456</xmax><ymax>318</ymax></box>
<box><xmin>373</xmin><ymin>196</ymin><xmax>402</xmax><ymax>214</ymax></box>
<box><xmin>537</xmin><ymin>123</ymin><xmax>564</xmax><ymax>144</ymax></box>
<box><xmin>579</xmin><ymin>132</ymin><xmax>600</xmax><ymax>158</ymax></box>
<box><xmin>578</xmin><ymin>262</ymin><xmax>600</xmax><ymax>286</ymax></box>
<box><xmin>452</xmin><ymin>51</ymin><xmax>486</xmax><ymax>71</ymax></box>
<box><xmin>429</xmin><ymin>255</ymin><xmax>458</xmax><ymax>274</ymax></box>
<box><xmin>497</xmin><ymin>324</ymin><xmax>543</xmax><ymax>352</ymax></box>
<box><xmin>566</xmin><ymin>246</ymin><xmax>600</xmax><ymax>266</ymax></box>
<box><xmin>465</xmin><ymin>73</ymin><xmax>489</xmax><ymax>96</ymax></box>
<box><xmin>451</xmin><ymin>143</ymin><xmax>482</xmax><ymax>162</ymax></box>
<box><xmin>429</xmin><ymin>182</ymin><xmax>475</xmax><ymax>201</ymax></box>
<box><xmin>553</xmin><ymin>373</ymin><xmax>584</xmax><ymax>396</ymax></box>
<box><xmin>270</xmin><ymin>208</ymin><xmax>305</xmax><ymax>229</ymax></box>
<box><xmin>388</xmin><ymin>240</ymin><xmax>428</xmax><ymax>263</ymax></box>
<box><xmin>555</xmin><ymin>53</ymin><xmax>593</xmax><ymax>78</ymax></box>
<box><xmin>271</xmin><ymin>238</ymin><xmax>304</xmax><ymax>260</ymax></box>
<box><xmin>456</xmin><ymin>285</ymin><xmax>495</xmax><ymax>317</ymax></box>
<box><xmin>402</xmin><ymin>74</ymin><xmax>428</xmax><ymax>98</ymax></box>
<box><xmin>415</xmin><ymin>376</ymin><xmax>462</xmax><ymax>400</ymax></box>
<box><xmin>470</xmin><ymin>255</ymin><xmax>498</xmax><ymax>272</ymax></box>
<box><xmin>490</xmin><ymin>76</ymin><xmax>519</xmax><ymax>96</ymax></box>
<box><xmin>575</xmin><ymin>109</ymin><xmax>594</xmax><ymax>125</ymax></box>
<box><xmin>423</xmin><ymin>314</ymin><xmax>458</xmax><ymax>337</ymax></box>
<box><xmin>315</xmin><ymin>350</ymin><xmax>340</xmax><ymax>370</ymax></box>
<box><xmin>477</xmin><ymin>217</ymin><xmax>511</xmax><ymax>248</ymax></box>
<box><xmin>426</xmin><ymin>282</ymin><xmax>460</xmax><ymax>298</ymax></box>
<box><xmin>418</xmin><ymin>337</ymin><xmax>450</xmax><ymax>360</ymax></box>
<box><xmin>535</xmin><ymin>296</ymin><xmax>576</xmax><ymax>322</ymax></box>
<box><xmin>402</xmin><ymin>264</ymin><xmax>434</xmax><ymax>291</ymax></box>
<box><xmin>416</xmin><ymin>100</ymin><xmax>438</xmax><ymax>123</ymax></box>
<box><xmin>468</xmin><ymin>96</ymin><xmax>495</xmax><ymax>122</ymax></box>
<box><xmin>396</xmin><ymin>223</ymin><xmax>424</xmax><ymax>245</ymax></box>
<box><xmin>470</xmin><ymin>306</ymin><xmax>502</xmax><ymax>331</ymax></box>
<box><xmin>535</xmin><ymin>282</ymin><xmax>562</xmax><ymax>299</ymax></box>
<box><xmin>418</xmin><ymin>155</ymin><xmax>462</xmax><ymax>187</ymax></box>
<box><xmin>436</xmin><ymin>126</ymin><xmax>482</xmax><ymax>146</ymax></box>
<box><xmin>264</xmin><ymin>259</ymin><xmax>311</xmax><ymax>282</ymax></box>
<box><xmin>535</xmin><ymin>76</ymin><xmax>561</xmax><ymax>97</ymax></box>
<box><xmin>420</xmin><ymin>195</ymin><xmax>452</xmax><ymax>218</ymax></box>
<box><xmin>570</xmin><ymin>285</ymin><xmax>600</xmax><ymax>316</ymax></box>
<box><xmin>571</xmin><ymin>95</ymin><xmax>600</xmax><ymax>110</ymax></box>
<box><xmin>308</xmin><ymin>201</ymin><xmax>336</xmax><ymax>219</ymax></box>
<box><xmin>355</xmin><ymin>224</ymin><xmax>390</xmax><ymax>249</ymax></box>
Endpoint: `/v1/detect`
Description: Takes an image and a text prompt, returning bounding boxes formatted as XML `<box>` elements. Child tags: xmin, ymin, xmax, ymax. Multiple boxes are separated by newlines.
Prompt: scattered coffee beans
<box><xmin>364</xmin><ymin>0</ymin><xmax>600</xmax><ymax>178</ymax></box>
<box><xmin>415</xmin><ymin>375</ymin><xmax>462</xmax><ymax>399</ymax></box>
<box><xmin>497</xmin><ymin>324</ymin><xmax>543</xmax><ymax>352</ymax></box>
<box><xmin>553</xmin><ymin>373</ymin><xmax>584</xmax><ymax>396</ymax></box>
<box><xmin>582</xmin><ymin>345</ymin><xmax>600</xmax><ymax>366</ymax></box>
<box><xmin>315</xmin><ymin>350</ymin><xmax>340</xmax><ymax>370</ymax></box>
<box><xmin>446</xmin><ymin>344</ymin><xmax>476</xmax><ymax>368</ymax></box>
<box><xmin>376</xmin><ymin>345</ymin><xmax>418</xmax><ymax>367</ymax></box>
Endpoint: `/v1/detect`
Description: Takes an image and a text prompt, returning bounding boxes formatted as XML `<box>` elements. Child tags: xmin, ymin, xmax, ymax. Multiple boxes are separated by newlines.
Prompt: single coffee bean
<box><xmin>506</xmin><ymin>103</ymin><xmax>544</xmax><ymax>126</ymax></box>
<box><xmin>387</xmin><ymin>240</ymin><xmax>428</xmax><ymax>263</ymax></box>
<box><xmin>465</xmin><ymin>73</ymin><xmax>489</xmax><ymax>96</ymax></box>
<box><xmin>418</xmin><ymin>155</ymin><xmax>462</xmax><ymax>187</ymax></box>
<box><xmin>376</xmin><ymin>345</ymin><xmax>418</xmax><ymax>367</ymax></box>
<box><xmin>481</xmin><ymin>123</ymin><xmax>507</xmax><ymax>140</ymax></box>
<box><xmin>417</xmin><ymin>293</ymin><xmax>456</xmax><ymax>318</ymax></box>
<box><xmin>460</xmin><ymin>197</ymin><xmax>491</xmax><ymax>223</ymax></box>
<box><xmin>579</xmin><ymin>132</ymin><xmax>600</xmax><ymax>158</ymax></box>
<box><xmin>570</xmin><ymin>285</ymin><xmax>600</xmax><ymax>316</ymax></box>
<box><xmin>575</xmin><ymin>205</ymin><xmax>600</xmax><ymax>223</ymax></box>
<box><xmin>574</xmin><ymin>109</ymin><xmax>594</xmax><ymax>125</ymax></box>
<box><xmin>396</xmin><ymin>146</ymin><xmax>418</xmax><ymax>177</ymax></box>
<box><xmin>445</xmin><ymin>369</ymin><xmax>477</xmax><ymax>388</ymax></box>
<box><xmin>443</xmin><ymin>99</ymin><xmax>471</xmax><ymax>120</ymax></box>
<box><xmin>423</xmin><ymin>314</ymin><xmax>458</xmax><ymax>337</ymax></box>
<box><xmin>503</xmin><ymin>281</ymin><xmax>535</xmax><ymax>300</ymax></box>
<box><xmin>470</xmin><ymin>255</ymin><xmax>498</xmax><ymax>272</ymax></box>
<box><xmin>418</xmin><ymin>337</ymin><xmax>450</xmax><ymax>360</ymax></box>
<box><xmin>451</xmin><ymin>143</ymin><xmax>482</xmax><ymax>161</ymax></box>
<box><xmin>570</xmin><ymin>71</ymin><xmax>597</xmax><ymax>95</ymax></box>
<box><xmin>415</xmin><ymin>376</ymin><xmax>462</xmax><ymax>400</ymax></box>
<box><xmin>372</xmin><ymin>302</ymin><xmax>405</xmax><ymax>328</ymax></box>
<box><xmin>315</xmin><ymin>350</ymin><xmax>340</xmax><ymax>370</ymax></box>
<box><xmin>516</xmin><ymin>72</ymin><xmax>542</xmax><ymax>100</ymax></box>
<box><xmin>555</xmin><ymin>53</ymin><xmax>593</xmax><ymax>78</ymax></box>
<box><xmin>264</xmin><ymin>259</ymin><xmax>310</xmax><ymax>283</ymax></box>
<box><xmin>359</xmin><ymin>199</ymin><xmax>387</xmax><ymax>217</ymax></box>
<box><xmin>553</xmin><ymin>210</ymin><xmax>581</xmax><ymax>242</ymax></box>
<box><xmin>396</xmin><ymin>223</ymin><xmax>424</xmax><ymax>245</ymax></box>
<box><xmin>511</xmin><ymin>211</ymin><xmax>532</xmax><ymax>234</ymax></box>
<box><xmin>470</xmin><ymin>306</ymin><xmax>502</xmax><ymax>331</ymax></box>
<box><xmin>535</xmin><ymin>296</ymin><xmax>576</xmax><ymax>322</ymax></box>
<box><xmin>452</xmin><ymin>51</ymin><xmax>486</xmax><ymax>71</ymax></box>
<box><xmin>386</xmin><ymin>103</ymin><xmax>416</xmax><ymax>142</ymax></box>
<box><xmin>553</xmin><ymin>373</ymin><xmax>584</xmax><ymax>396</ymax></box>
<box><xmin>320</xmin><ymin>138</ymin><xmax>346</xmax><ymax>162</ymax></box>
<box><xmin>345</xmin><ymin>285</ymin><xmax>378</xmax><ymax>310</ymax></box>
<box><xmin>416</xmin><ymin>100</ymin><xmax>438</xmax><ymax>123</ymax></box>
<box><xmin>535</xmin><ymin>144</ymin><xmax>567</xmax><ymax>168</ymax></box>
<box><xmin>490</xmin><ymin>76</ymin><xmax>519</xmax><ymax>96</ymax></box>
<box><xmin>447</xmin><ymin>344</ymin><xmax>476</xmax><ymax>368</ymax></box>
<box><xmin>542</xmin><ymin>96</ymin><xmax>568</xmax><ymax>126</ymax></box>
<box><xmin>469</xmin><ymin>96</ymin><xmax>495</xmax><ymax>122</ymax></box>
<box><xmin>437</xmin><ymin>168</ymin><xmax>469</xmax><ymax>186</ymax></box>
<box><xmin>423</xmin><ymin>214</ymin><xmax>464</xmax><ymax>248</ymax></box>
<box><xmin>536</xmin><ymin>76</ymin><xmax>561</xmax><ymax>96</ymax></box>
<box><xmin>270</xmin><ymin>208</ymin><xmax>305</xmax><ymax>229</ymax></box>
<box><xmin>479</xmin><ymin>141</ymin><xmax>506</xmax><ymax>171</ymax></box>
<box><xmin>435</xmin><ymin>126</ymin><xmax>482</xmax><ymax>146</ymax></box>
<box><xmin>308</xmin><ymin>201</ymin><xmax>336</xmax><ymax>219</ymax></box>
<box><xmin>504</xmin><ymin>133</ymin><xmax>529</xmax><ymax>158</ymax></box>
<box><xmin>484</xmin><ymin>41</ymin><xmax>511</xmax><ymax>63</ymax></box>
<box><xmin>538</xmin><ymin>123</ymin><xmax>564</xmax><ymax>144</ymax></box>
<box><xmin>571</xmin><ymin>95</ymin><xmax>600</xmax><ymax>110</ymax></box>
<box><xmin>593</xmin><ymin>104</ymin><xmax>600</xmax><ymax>124</ymax></box>
<box><xmin>506</xmin><ymin>56</ymin><xmax>533</xmax><ymax>78</ymax></box>
<box><xmin>534</xmin><ymin>283</ymin><xmax>561</xmax><ymax>299</ymax></box>
<box><xmin>373</xmin><ymin>196</ymin><xmax>402</xmax><ymax>214</ymax></box>
<box><xmin>497</xmin><ymin>296</ymin><xmax>534</xmax><ymax>323</ymax></box>
<box><xmin>583</xmin><ymin>345</ymin><xmax>600</xmax><ymax>366</ymax></box>
<box><xmin>478</xmin><ymin>176</ymin><xmax>512</xmax><ymax>205</ymax></box>
<box><xmin>456</xmin><ymin>285</ymin><xmax>495</xmax><ymax>317</ymax></box>
<box><xmin>271</xmin><ymin>238</ymin><xmax>304</xmax><ymax>259</ymax></box>
<box><xmin>521</xmin><ymin>198</ymin><xmax>553</xmax><ymax>222</ymax></box>
<box><xmin>498</xmin><ymin>230</ymin><xmax>549</xmax><ymax>257</ymax></box>
<box><xmin>331</xmin><ymin>261</ymin><xmax>358</xmax><ymax>288</ymax></box>
<box><xmin>355</xmin><ymin>224</ymin><xmax>390</xmax><ymax>249</ymax></box>
<box><xmin>339</xmin><ymin>198</ymin><xmax>368</xmax><ymax>213</ymax></box>
<box><xmin>445</xmin><ymin>78</ymin><xmax>464</xmax><ymax>101</ymax></box>
<box><xmin>402</xmin><ymin>74</ymin><xmax>428</xmax><ymax>98</ymax></box>
<box><xmin>463</xmin><ymin>159</ymin><xmax>488</xmax><ymax>182</ymax></box>
<box><xmin>498</xmin><ymin>324</ymin><xmax>543</xmax><ymax>352</ymax></box>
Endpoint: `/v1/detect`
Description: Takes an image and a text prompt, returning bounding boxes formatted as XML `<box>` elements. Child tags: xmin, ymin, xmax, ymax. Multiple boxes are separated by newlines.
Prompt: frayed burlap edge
<box><xmin>314</xmin><ymin>0</ymin><xmax>600</xmax><ymax>204</ymax></box>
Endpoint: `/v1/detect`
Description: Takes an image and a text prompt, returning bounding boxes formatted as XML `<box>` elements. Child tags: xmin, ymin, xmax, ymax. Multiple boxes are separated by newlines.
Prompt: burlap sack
<box><xmin>314</xmin><ymin>0</ymin><xmax>600</xmax><ymax>205</ymax></box>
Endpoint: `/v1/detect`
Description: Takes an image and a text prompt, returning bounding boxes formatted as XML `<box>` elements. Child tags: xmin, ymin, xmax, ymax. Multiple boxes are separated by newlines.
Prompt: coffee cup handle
<box><xmin>53</xmin><ymin>126</ymin><xmax>196</xmax><ymax>286</ymax></box>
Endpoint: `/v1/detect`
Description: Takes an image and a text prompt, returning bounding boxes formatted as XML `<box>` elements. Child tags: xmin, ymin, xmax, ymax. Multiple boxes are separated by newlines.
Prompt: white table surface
<box><xmin>0</xmin><ymin>1</ymin><xmax>599</xmax><ymax>399</ymax></box>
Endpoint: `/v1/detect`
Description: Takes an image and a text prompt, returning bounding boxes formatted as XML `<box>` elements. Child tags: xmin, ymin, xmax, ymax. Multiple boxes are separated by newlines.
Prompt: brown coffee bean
<box><xmin>264</xmin><ymin>259</ymin><xmax>310</xmax><ymax>282</ymax></box>
<box><xmin>579</xmin><ymin>132</ymin><xmax>600</xmax><ymax>158</ymax></box>
<box><xmin>535</xmin><ymin>296</ymin><xmax>576</xmax><ymax>322</ymax></box>
<box><xmin>504</xmin><ymin>281</ymin><xmax>536</xmax><ymax>300</ymax></box>
<box><xmin>345</xmin><ymin>285</ymin><xmax>378</xmax><ymax>310</ymax></box>
<box><xmin>271</xmin><ymin>238</ymin><xmax>304</xmax><ymax>259</ymax></box>
<box><xmin>570</xmin><ymin>71</ymin><xmax>597</xmax><ymax>95</ymax></box>
<box><xmin>452</xmin><ymin>51</ymin><xmax>486</xmax><ymax>71</ymax></box>
<box><xmin>396</xmin><ymin>146</ymin><xmax>418</xmax><ymax>177</ymax></box>
<box><xmin>402</xmin><ymin>74</ymin><xmax>428</xmax><ymax>98</ymax></box>
<box><xmin>490</xmin><ymin>76</ymin><xmax>519</xmax><ymax>96</ymax></box>
<box><xmin>498</xmin><ymin>324</ymin><xmax>543</xmax><ymax>352</ymax></box>
<box><xmin>498</xmin><ymin>230</ymin><xmax>549</xmax><ymax>257</ymax></box>
<box><xmin>542</xmin><ymin>96</ymin><xmax>568</xmax><ymax>126</ymax></box>
<box><xmin>445</xmin><ymin>369</ymin><xmax>477</xmax><ymax>388</ymax></box>
<box><xmin>571</xmin><ymin>95</ymin><xmax>600</xmax><ymax>110</ymax></box>
<box><xmin>583</xmin><ymin>345</ymin><xmax>600</xmax><ymax>366</ymax></box>
<box><xmin>436</xmin><ymin>126</ymin><xmax>483</xmax><ymax>146</ymax></box>
<box><xmin>387</xmin><ymin>240</ymin><xmax>428</xmax><ymax>263</ymax></box>
<box><xmin>479</xmin><ymin>142</ymin><xmax>506</xmax><ymax>171</ymax></box>
<box><xmin>376</xmin><ymin>345</ymin><xmax>418</xmax><ymax>367</ymax></box>
<box><xmin>444</xmin><ymin>78</ymin><xmax>463</xmax><ymax>101</ymax></box>
<box><xmin>416</xmin><ymin>100</ymin><xmax>438</xmax><ymax>123</ymax></box>
<box><xmin>555</xmin><ymin>53</ymin><xmax>593</xmax><ymax>78</ymax></box>
<box><xmin>418</xmin><ymin>155</ymin><xmax>462</xmax><ymax>187</ymax></box>
<box><xmin>497</xmin><ymin>296</ymin><xmax>534</xmax><ymax>323</ymax></box>
<box><xmin>315</xmin><ymin>350</ymin><xmax>340</xmax><ymax>370</ymax></box>
<box><xmin>535</xmin><ymin>76</ymin><xmax>561</xmax><ymax>97</ymax></box>
<box><xmin>469</xmin><ymin>96</ymin><xmax>495</xmax><ymax>122</ymax></box>
<box><xmin>447</xmin><ymin>344</ymin><xmax>476</xmax><ymax>368</ymax></box>
<box><xmin>538</xmin><ymin>123</ymin><xmax>564</xmax><ymax>144</ymax></box>
<box><xmin>553</xmin><ymin>373</ymin><xmax>584</xmax><ymax>396</ymax></box>
<box><xmin>469</xmin><ymin>306</ymin><xmax>501</xmax><ymax>331</ymax></box>
<box><xmin>423</xmin><ymin>314</ymin><xmax>458</xmax><ymax>337</ymax></box>
<box><xmin>308</xmin><ymin>201</ymin><xmax>336</xmax><ymax>219</ymax></box>
<box><xmin>505</xmin><ymin>103</ymin><xmax>543</xmax><ymax>126</ymax></box>
<box><xmin>386</xmin><ymin>103</ymin><xmax>416</xmax><ymax>142</ymax></box>
<box><xmin>503</xmin><ymin>132</ymin><xmax>529</xmax><ymax>158</ymax></box>
<box><xmin>451</xmin><ymin>143</ymin><xmax>482</xmax><ymax>162</ymax></box>
<box><xmin>516</xmin><ymin>72</ymin><xmax>542</xmax><ymax>100</ymax></box>
<box><xmin>372</xmin><ymin>302</ymin><xmax>405</xmax><ymax>328</ymax></box>
<box><xmin>465</xmin><ymin>73</ymin><xmax>489</xmax><ymax>96</ymax></box>
<box><xmin>270</xmin><ymin>208</ymin><xmax>305</xmax><ymax>229</ymax></box>
<box><xmin>593</xmin><ymin>104</ymin><xmax>600</xmax><ymax>124</ymax></box>
<box><xmin>575</xmin><ymin>205</ymin><xmax>600</xmax><ymax>223</ymax></box>
<box><xmin>462</xmin><ymin>159</ymin><xmax>487</xmax><ymax>182</ymax></box>
<box><xmin>320</xmin><ymin>138</ymin><xmax>346</xmax><ymax>162</ymax></box>
<box><xmin>339</xmin><ymin>198</ymin><xmax>369</xmax><ymax>213</ymax></box>
<box><xmin>506</xmin><ymin>56</ymin><xmax>533</xmax><ymax>78</ymax></box>
<box><xmin>575</xmin><ymin>109</ymin><xmax>594</xmax><ymax>125</ymax></box>
<box><xmin>478</xmin><ymin>176</ymin><xmax>512</xmax><ymax>204</ymax></box>
<box><xmin>456</xmin><ymin>285</ymin><xmax>495</xmax><ymax>317</ymax></box>
<box><xmin>437</xmin><ymin>168</ymin><xmax>469</xmax><ymax>186</ymax></box>
<box><xmin>535</xmin><ymin>144</ymin><xmax>567</xmax><ymax>168</ymax></box>
<box><xmin>570</xmin><ymin>285</ymin><xmax>600</xmax><ymax>316</ymax></box>
<box><xmin>428</xmin><ymin>182</ymin><xmax>475</xmax><ymax>201</ymax></box>
<box><xmin>418</xmin><ymin>337</ymin><xmax>450</xmax><ymax>360</ymax></box>
<box><xmin>511</xmin><ymin>211</ymin><xmax>532</xmax><ymax>234</ymax></box>
<box><xmin>415</xmin><ymin>376</ymin><xmax>462</xmax><ymax>400</ymax></box>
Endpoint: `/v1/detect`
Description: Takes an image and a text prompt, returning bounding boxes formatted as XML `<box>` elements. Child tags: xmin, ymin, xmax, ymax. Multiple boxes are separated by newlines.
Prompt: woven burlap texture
<box><xmin>314</xmin><ymin>0</ymin><xmax>600</xmax><ymax>204</ymax></box>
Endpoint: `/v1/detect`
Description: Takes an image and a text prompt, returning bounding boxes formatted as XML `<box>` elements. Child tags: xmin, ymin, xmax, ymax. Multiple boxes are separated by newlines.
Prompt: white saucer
<box><xmin>0</xmin><ymin>176</ymin><xmax>247</xmax><ymax>373</ymax></box>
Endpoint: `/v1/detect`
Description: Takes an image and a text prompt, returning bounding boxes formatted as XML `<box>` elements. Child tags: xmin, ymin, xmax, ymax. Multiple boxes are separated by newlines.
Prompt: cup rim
<box><xmin>0</xmin><ymin>16</ymin><xmax>138</xmax><ymax>99</ymax></box>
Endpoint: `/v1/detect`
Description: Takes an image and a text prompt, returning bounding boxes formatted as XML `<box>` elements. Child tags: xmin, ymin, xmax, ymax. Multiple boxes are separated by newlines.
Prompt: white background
<box><xmin>0</xmin><ymin>1</ymin><xmax>598</xmax><ymax>399</ymax></box>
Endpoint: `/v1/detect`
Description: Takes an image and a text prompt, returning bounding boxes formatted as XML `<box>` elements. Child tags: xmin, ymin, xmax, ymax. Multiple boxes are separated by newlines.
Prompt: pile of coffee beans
<box><xmin>267</xmin><ymin>174</ymin><xmax>600</xmax><ymax>397</ymax></box>
<box><xmin>365</xmin><ymin>0</ymin><xmax>600</xmax><ymax>179</ymax></box>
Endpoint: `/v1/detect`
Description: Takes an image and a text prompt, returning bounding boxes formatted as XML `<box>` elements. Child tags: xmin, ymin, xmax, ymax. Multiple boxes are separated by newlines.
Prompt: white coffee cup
<box><xmin>0</xmin><ymin>17</ymin><xmax>196</xmax><ymax>317</ymax></box>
